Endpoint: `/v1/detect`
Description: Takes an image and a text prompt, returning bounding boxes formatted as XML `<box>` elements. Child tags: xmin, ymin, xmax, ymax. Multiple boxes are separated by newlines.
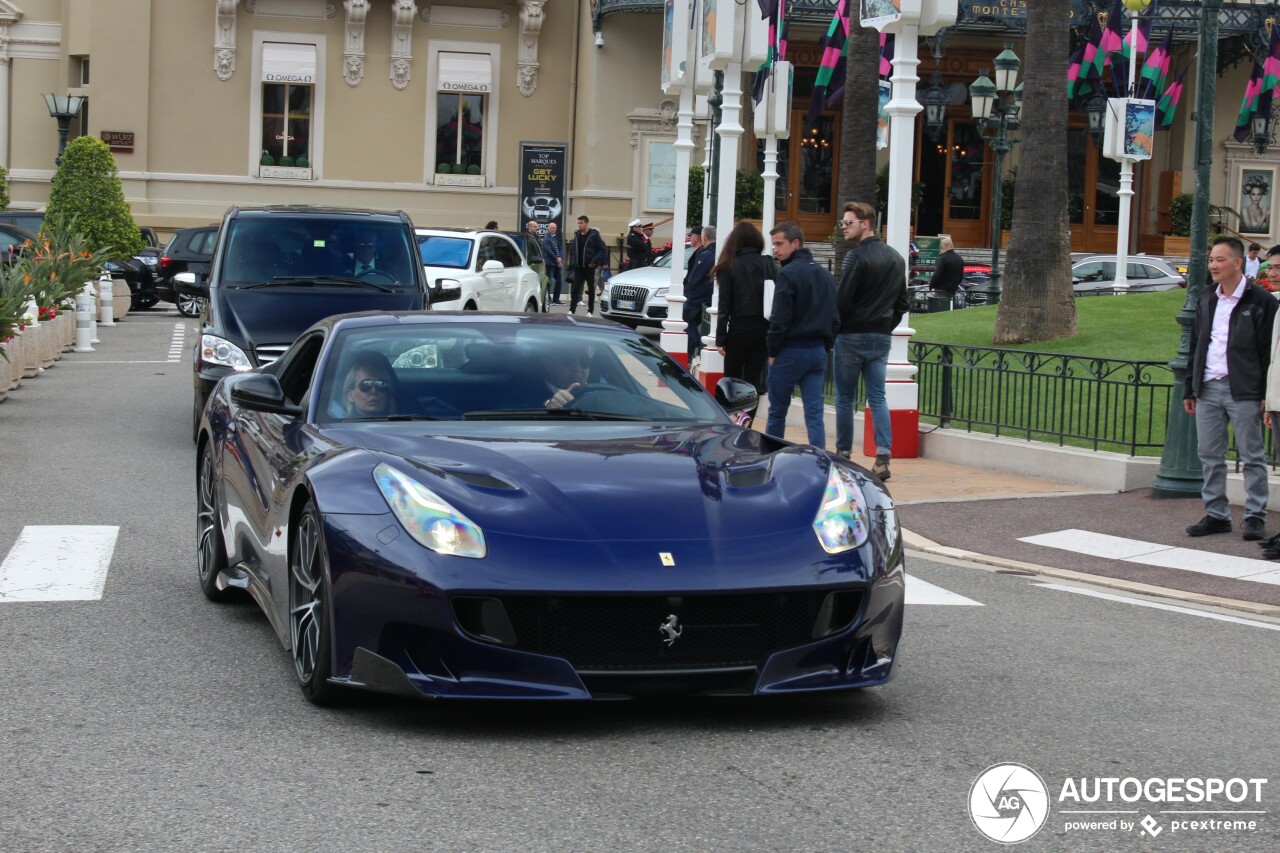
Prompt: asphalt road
<box><xmin>1</xmin><ymin>310</ymin><xmax>1278</xmax><ymax>852</ymax></box>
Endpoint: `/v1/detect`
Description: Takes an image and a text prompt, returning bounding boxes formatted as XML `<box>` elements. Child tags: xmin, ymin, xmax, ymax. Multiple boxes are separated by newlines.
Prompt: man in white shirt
<box><xmin>1183</xmin><ymin>236</ymin><xmax>1278</xmax><ymax>540</ymax></box>
<box><xmin>1245</xmin><ymin>243</ymin><xmax>1262</xmax><ymax>282</ymax></box>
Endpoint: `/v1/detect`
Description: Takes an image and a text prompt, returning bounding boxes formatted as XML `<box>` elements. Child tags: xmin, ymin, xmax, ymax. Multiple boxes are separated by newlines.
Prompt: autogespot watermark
<box><xmin>967</xmin><ymin>765</ymin><xmax>1268</xmax><ymax>844</ymax></box>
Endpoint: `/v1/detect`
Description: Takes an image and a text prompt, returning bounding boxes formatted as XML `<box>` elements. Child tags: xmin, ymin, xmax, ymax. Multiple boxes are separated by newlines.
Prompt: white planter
<box><xmin>112</xmin><ymin>281</ymin><xmax>131</xmax><ymax>321</ymax></box>
<box><xmin>21</xmin><ymin>327</ymin><xmax>40</xmax><ymax>377</ymax></box>
<box><xmin>0</xmin><ymin>341</ymin><xmax>10</xmax><ymax>401</ymax></box>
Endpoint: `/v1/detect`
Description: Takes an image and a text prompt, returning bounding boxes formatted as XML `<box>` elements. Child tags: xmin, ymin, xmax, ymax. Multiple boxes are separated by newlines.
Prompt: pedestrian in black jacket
<box><xmin>684</xmin><ymin>225</ymin><xmax>716</xmax><ymax>362</ymax></box>
<box><xmin>765</xmin><ymin>220</ymin><xmax>839</xmax><ymax>447</ymax></box>
<box><xmin>712</xmin><ymin>221</ymin><xmax>776</xmax><ymax>401</ymax></box>
<box><xmin>929</xmin><ymin>237</ymin><xmax>963</xmax><ymax>296</ymax></box>
<box><xmin>567</xmin><ymin>214</ymin><xmax>608</xmax><ymax>315</ymax></box>
<box><xmin>1183</xmin><ymin>236</ymin><xmax>1278</xmax><ymax>541</ymax></box>
<box><xmin>834</xmin><ymin>201</ymin><xmax>908</xmax><ymax>479</ymax></box>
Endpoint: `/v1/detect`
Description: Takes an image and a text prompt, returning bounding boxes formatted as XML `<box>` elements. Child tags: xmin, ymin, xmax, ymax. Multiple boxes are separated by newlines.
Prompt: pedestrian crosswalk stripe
<box><xmin>1018</xmin><ymin>529</ymin><xmax>1280</xmax><ymax>586</ymax></box>
<box><xmin>906</xmin><ymin>574</ymin><xmax>982</xmax><ymax>606</ymax></box>
<box><xmin>0</xmin><ymin>526</ymin><xmax>118</xmax><ymax>602</ymax></box>
<box><xmin>1035</xmin><ymin>583</ymin><xmax>1280</xmax><ymax>632</ymax></box>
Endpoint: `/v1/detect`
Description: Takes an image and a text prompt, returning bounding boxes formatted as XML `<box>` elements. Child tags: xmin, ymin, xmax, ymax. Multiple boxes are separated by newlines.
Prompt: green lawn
<box><xmin>897</xmin><ymin>290</ymin><xmax>1197</xmax><ymax>455</ymax></box>
<box><xmin>910</xmin><ymin>289</ymin><xmax>1190</xmax><ymax>363</ymax></box>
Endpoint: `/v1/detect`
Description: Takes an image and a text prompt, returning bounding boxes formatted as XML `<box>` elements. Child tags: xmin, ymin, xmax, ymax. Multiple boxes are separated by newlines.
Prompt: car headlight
<box><xmin>655</xmin><ymin>287</ymin><xmax>668</xmax><ymax>299</ymax></box>
<box><xmin>812</xmin><ymin>464</ymin><xmax>870</xmax><ymax>554</ymax></box>
<box><xmin>200</xmin><ymin>334</ymin><xmax>253</xmax><ymax>371</ymax></box>
<box><xmin>374</xmin><ymin>463</ymin><xmax>486</xmax><ymax>558</ymax></box>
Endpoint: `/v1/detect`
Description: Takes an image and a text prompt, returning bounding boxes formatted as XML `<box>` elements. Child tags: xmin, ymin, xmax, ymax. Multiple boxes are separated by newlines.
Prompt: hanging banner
<box><xmin>518</xmin><ymin>141</ymin><xmax>567</xmax><ymax>241</ymax></box>
<box><xmin>877</xmin><ymin>80</ymin><xmax>891</xmax><ymax>149</ymax></box>
<box><xmin>861</xmin><ymin>1</ymin><xmax>904</xmax><ymax>31</ymax></box>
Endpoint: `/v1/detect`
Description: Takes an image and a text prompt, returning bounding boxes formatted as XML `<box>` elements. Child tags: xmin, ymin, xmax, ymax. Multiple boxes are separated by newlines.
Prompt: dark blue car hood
<box><xmin>318</xmin><ymin>424</ymin><xmax>830</xmax><ymax>542</ymax></box>
<box><xmin>211</xmin><ymin>285</ymin><xmax>423</xmax><ymax>353</ymax></box>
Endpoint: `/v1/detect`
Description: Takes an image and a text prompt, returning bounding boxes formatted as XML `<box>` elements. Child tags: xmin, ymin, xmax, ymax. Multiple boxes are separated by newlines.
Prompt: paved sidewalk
<box><xmin>775</xmin><ymin>407</ymin><xmax>1280</xmax><ymax>616</ymax></box>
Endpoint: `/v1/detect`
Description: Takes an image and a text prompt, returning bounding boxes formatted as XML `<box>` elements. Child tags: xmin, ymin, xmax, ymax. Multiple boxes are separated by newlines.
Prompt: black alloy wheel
<box><xmin>196</xmin><ymin>445</ymin><xmax>235</xmax><ymax>602</ymax></box>
<box><xmin>290</xmin><ymin>502</ymin><xmax>341</xmax><ymax>705</ymax></box>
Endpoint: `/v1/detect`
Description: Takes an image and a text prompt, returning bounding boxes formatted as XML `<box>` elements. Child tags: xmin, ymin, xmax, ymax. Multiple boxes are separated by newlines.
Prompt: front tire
<box><xmin>290</xmin><ymin>502</ymin><xmax>342</xmax><ymax>705</ymax></box>
<box><xmin>524</xmin><ymin>297</ymin><xmax>539</xmax><ymax>313</ymax></box>
<box><xmin>176</xmin><ymin>295</ymin><xmax>202</xmax><ymax>317</ymax></box>
<box><xmin>196</xmin><ymin>444</ymin><xmax>235</xmax><ymax>602</ymax></box>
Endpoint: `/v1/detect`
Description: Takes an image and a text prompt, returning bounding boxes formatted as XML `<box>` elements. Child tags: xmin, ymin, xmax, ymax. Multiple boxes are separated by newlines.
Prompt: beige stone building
<box><xmin>0</xmin><ymin>0</ymin><xmax>1273</xmax><ymax>257</ymax></box>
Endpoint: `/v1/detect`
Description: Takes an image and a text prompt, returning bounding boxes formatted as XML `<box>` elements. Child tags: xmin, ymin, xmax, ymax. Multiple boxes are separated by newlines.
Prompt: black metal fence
<box><xmin>821</xmin><ymin>342</ymin><xmax>1176</xmax><ymax>456</ymax></box>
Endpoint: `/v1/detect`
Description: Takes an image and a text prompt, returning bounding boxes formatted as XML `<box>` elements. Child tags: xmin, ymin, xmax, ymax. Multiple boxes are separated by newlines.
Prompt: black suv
<box><xmin>184</xmin><ymin>206</ymin><xmax>436</xmax><ymax>437</ymax></box>
<box><xmin>156</xmin><ymin>226</ymin><xmax>218</xmax><ymax>316</ymax></box>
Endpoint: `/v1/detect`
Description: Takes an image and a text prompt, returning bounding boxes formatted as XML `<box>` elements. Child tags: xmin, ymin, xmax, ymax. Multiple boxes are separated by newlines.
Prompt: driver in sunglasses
<box><xmin>341</xmin><ymin>351</ymin><xmax>398</xmax><ymax>418</ymax></box>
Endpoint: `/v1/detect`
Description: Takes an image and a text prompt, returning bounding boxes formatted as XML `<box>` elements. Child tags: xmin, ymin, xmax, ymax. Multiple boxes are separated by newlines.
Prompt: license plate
<box><xmin>617</xmin><ymin>299</ymin><xmax>637</xmax><ymax>310</ymax></box>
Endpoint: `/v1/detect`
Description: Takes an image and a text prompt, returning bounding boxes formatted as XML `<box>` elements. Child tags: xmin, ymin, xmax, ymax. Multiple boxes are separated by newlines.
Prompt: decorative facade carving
<box><xmin>244</xmin><ymin>0</ymin><xmax>336</xmax><ymax>16</ymax></box>
<box><xmin>421</xmin><ymin>5</ymin><xmax>511</xmax><ymax>28</ymax></box>
<box><xmin>215</xmin><ymin>0</ymin><xmax>237</xmax><ymax>81</ymax></box>
<box><xmin>390</xmin><ymin>0</ymin><xmax>417</xmax><ymax>90</ymax></box>
<box><xmin>628</xmin><ymin>100</ymin><xmax>685</xmax><ymax>149</ymax></box>
<box><xmin>517</xmin><ymin>0</ymin><xmax>545</xmax><ymax>97</ymax></box>
<box><xmin>343</xmin><ymin>0</ymin><xmax>367</xmax><ymax>86</ymax></box>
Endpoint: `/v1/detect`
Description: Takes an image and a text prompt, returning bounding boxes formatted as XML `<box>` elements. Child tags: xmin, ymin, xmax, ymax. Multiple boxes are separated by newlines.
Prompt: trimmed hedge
<box><xmin>45</xmin><ymin>136</ymin><xmax>143</xmax><ymax>259</ymax></box>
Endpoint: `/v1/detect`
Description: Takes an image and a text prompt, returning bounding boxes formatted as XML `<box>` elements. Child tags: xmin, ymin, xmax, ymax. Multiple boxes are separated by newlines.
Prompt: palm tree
<box><xmin>836</xmin><ymin>22</ymin><xmax>881</xmax><ymax>272</ymax></box>
<box><xmin>993</xmin><ymin>0</ymin><xmax>1076</xmax><ymax>343</ymax></box>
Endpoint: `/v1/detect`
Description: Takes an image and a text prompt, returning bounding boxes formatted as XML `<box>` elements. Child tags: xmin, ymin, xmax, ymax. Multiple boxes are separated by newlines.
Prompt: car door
<box><xmin>226</xmin><ymin>332</ymin><xmax>326</xmax><ymax>598</ymax></box>
<box><xmin>492</xmin><ymin>237</ymin><xmax>523</xmax><ymax>310</ymax></box>
<box><xmin>475</xmin><ymin>236</ymin><xmax>509</xmax><ymax>310</ymax></box>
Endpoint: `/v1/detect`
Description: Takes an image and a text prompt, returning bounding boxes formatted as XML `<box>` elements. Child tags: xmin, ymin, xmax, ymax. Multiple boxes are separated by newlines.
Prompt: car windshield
<box><xmin>418</xmin><ymin>235</ymin><xmax>473</xmax><ymax>270</ymax></box>
<box><xmin>317</xmin><ymin>322</ymin><xmax>725</xmax><ymax>425</ymax></box>
<box><xmin>220</xmin><ymin>217</ymin><xmax>418</xmax><ymax>287</ymax></box>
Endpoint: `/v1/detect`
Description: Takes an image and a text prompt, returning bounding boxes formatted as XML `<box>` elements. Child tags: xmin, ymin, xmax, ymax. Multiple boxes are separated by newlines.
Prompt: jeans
<box><xmin>684</xmin><ymin>301</ymin><xmax>707</xmax><ymax>362</ymax></box>
<box><xmin>834</xmin><ymin>332</ymin><xmax>892</xmax><ymax>456</ymax></box>
<box><xmin>1195</xmin><ymin>378</ymin><xmax>1269</xmax><ymax>520</ymax></box>
<box><xmin>765</xmin><ymin>345</ymin><xmax>828</xmax><ymax>447</ymax></box>
<box><xmin>548</xmin><ymin>263</ymin><xmax>563</xmax><ymax>304</ymax></box>
<box><xmin>570</xmin><ymin>267</ymin><xmax>596</xmax><ymax>313</ymax></box>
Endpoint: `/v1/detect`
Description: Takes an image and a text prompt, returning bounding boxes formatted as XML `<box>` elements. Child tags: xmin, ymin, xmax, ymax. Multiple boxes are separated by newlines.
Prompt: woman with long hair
<box><xmin>711</xmin><ymin>221</ymin><xmax>777</xmax><ymax>405</ymax></box>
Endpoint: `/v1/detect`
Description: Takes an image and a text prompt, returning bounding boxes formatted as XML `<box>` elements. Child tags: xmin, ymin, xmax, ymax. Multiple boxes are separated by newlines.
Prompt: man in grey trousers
<box><xmin>1183</xmin><ymin>236</ymin><xmax>1278</xmax><ymax>541</ymax></box>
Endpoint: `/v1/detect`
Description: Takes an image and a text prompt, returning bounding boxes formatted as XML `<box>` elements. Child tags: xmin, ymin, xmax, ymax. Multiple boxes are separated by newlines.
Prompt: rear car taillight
<box><xmin>160</xmin><ymin>256</ymin><xmax>173</xmax><ymax>269</ymax></box>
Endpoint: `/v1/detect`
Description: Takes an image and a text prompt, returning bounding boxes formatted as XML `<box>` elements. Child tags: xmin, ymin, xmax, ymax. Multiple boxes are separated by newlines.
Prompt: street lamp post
<box><xmin>969</xmin><ymin>45</ymin><xmax>1021</xmax><ymax>306</ymax></box>
<box><xmin>1151</xmin><ymin>0</ymin><xmax>1221</xmax><ymax>498</ymax></box>
<box><xmin>42</xmin><ymin>93</ymin><xmax>85</xmax><ymax>166</ymax></box>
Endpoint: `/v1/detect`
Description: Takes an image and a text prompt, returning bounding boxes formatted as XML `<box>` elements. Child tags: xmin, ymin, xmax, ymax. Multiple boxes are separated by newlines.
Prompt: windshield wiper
<box><xmin>243</xmin><ymin>276</ymin><xmax>395</xmax><ymax>293</ymax></box>
<box><xmin>341</xmin><ymin>414</ymin><xmax>439</xmax><ymax>422</ymax></box>
<box><xmin>462</xmin><ymin>408</ymin><xmax>646</xmax><ymax>422</ymax></box>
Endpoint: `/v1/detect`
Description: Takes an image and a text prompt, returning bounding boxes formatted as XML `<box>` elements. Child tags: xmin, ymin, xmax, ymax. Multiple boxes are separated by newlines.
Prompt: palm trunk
<box><xmin>993</xmin><ymin>0</ymin><xmax>1077</xmax><ymax>343</ymax></box>
<box><xmin>836</xmin><ymin>23</ymin><xmax>882</xmax><ymax>273</ymax></box>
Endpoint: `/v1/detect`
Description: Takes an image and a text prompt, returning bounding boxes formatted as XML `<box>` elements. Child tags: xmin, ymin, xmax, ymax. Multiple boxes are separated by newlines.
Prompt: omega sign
<box><xmin>100</xmin><ymin>131</ymin><xmax>135</xmax><ymax>152</ymax></box>
<box><xmin>440</xmin><ymin>81</ymin><xmax>491</xmax><ymax>92</ymax></box>
<box><xmin>264</xmin><ymin>73</ymin><xmax>314</xmax><ymax>83</ymax></box>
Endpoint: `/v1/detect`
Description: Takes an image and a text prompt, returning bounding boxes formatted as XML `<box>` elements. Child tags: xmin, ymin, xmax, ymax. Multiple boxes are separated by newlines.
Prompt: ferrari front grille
<box><xmin>474</xmin><ymin>590</ymin><xmax>862</xmax><ymax>671</ymax></box>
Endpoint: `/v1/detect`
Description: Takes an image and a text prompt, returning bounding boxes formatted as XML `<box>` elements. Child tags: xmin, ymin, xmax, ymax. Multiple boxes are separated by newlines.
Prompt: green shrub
<box><xmin>466</xmin><ymin>164</ymin><xmax>481</xmax><ymax>175</ymax></box>
<box><xmin>734</xmin><ymin>169</ymin><xmax>764</xmax><ymax>219</ymax></box>
<box><xmin>687</xmin><ymin>166</ymin><xmax>705</xmax><ymax>225</ymax></box>
<box><xmin>0</xmin><ymin>165</ymin><xmax>9</xmax><ymax>211</ymax></box>
<box><xmin>451</xmin><ymin>163</ymin><xmax>466</xmax><ymax>174</ymax></box>
<box><xmin>1169</xmin><ymin>193</ymin><xmax>1192</xmax><ymax>237</ymax></box>
<box><xmin>45</xmin><ymin>136</ymin><xmax>143</xmax><ymax>259</ymax></box>
<box><xmin>294</xmin><ymin>156</ymin><xmax>309</xmax><ymax>168</ymax></box>
<box><xmin>277</xmin><ymin>155</ymin><xmax>294</xmax><ymax>167</ymax></box>
<box><xmin>437</xmin><ymin>162</ymin><xmax>452</xmax><ymax>174</ymax></box>
<box><xmin>260</xmin><ymin>150</ymin><xmax>274</xmax><ymax>166</ymax></box>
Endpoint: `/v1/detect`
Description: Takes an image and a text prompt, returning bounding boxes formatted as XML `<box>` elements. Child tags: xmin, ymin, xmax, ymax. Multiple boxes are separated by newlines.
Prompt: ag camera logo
<box><xmin>969</xmin><ymin>763</ymin><xmax>1051</xmax><ymax>844</ymax></box>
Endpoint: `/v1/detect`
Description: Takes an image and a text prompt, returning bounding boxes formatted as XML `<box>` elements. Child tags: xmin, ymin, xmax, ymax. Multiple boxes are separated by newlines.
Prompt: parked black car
<box><xmin>182</xmin><ymin>206</ymin><xmax>439</xmax><ymax>438</ymax></box>
<box><xmin>156</xmin><ymin>226</ymin><xmax>218</xmax><ymax>317</ymax></box>
<box><xmin>0</xmin><ymin>223</ymin><xmax>37</xmax><ymax>265</ymax></box>
<box><xmin>0</xmin><ymin>211</ymin><xmax>47</xmax><ymax>234</ymax></box>
<box><xmin>104</xmin><ymin>256</ymin><xmax>160</xmax><ymax>310</ymax></box>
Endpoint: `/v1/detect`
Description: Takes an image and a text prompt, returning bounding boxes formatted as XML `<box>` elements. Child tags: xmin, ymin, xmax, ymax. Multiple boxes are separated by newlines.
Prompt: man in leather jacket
<box><xmin>834</xmin><ymin>202</ymin><xmax>908</xmax><ymax>480</ymax></box>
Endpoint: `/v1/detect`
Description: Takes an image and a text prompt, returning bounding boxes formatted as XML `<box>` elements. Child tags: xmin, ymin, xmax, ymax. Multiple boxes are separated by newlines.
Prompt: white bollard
<box><xmin>98</xmin><ymin>272</ymin><xmax>115</xmax><ymax>327</ymax></box>
<box><xmin>74</xmin><ymin>287</ymin><xmax>95</xmax><ymax>352</ymax></box>
<box><xmin>85</xmin><ymin>283</ymin><xmax>100</xmax><ymax>343</ymax></box>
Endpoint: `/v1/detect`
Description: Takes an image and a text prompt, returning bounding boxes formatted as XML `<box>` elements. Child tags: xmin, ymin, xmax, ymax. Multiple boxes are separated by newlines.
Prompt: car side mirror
<box><xmin>715</xmin><ymin>377</ymin><xmax>758</xmax><ymax>417</ymax></box>
<box><xmin>174</xmin><ymin>271</ymin><xmax>210</xmax><ymax>298</ymax></box>
<box><xmin>229</xmin><ymin>373</ymin><xmax>302</xmax><ymax>417</ymax></box>
<box><xmin>430</xmin><ymin>277</ymin><xmax>462</xmax><ymax>304</ymax></box>
<box><xmin>481</xmin><ymin>260</ymin><xmax>505</xmax><ymax>274</ymax></box>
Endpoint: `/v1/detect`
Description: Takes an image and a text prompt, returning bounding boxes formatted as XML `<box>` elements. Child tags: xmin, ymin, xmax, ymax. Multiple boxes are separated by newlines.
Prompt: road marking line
<box><xmin>1035</xmin><ymin>583</ymin><xmax>1280</xmax><ymax>632</ymax></box>
<box><xmin>0</xmin><ymin>526</ymin><xmax>118</xmax><ymax>602</ymax></box>
<box><xmin>1019</xmin><ymin>529</ymin><xmax>1280</xmax><ymax>584</ymax></box>
<box><xmin>167</xmin><ymin>324</ymin><xmax>187</xmax><ymax>362</ymax></box>
<box><xmin>906</xmin><ymin>574</ymin><xmax>982</xmax><ymax>606</ymax></box>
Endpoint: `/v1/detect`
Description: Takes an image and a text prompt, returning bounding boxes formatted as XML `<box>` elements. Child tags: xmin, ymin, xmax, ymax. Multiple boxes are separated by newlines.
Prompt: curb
<box><xmin>902</xmin><ymin>528</ymin><xmax>1280</xmax><ymax>619</ymax></box>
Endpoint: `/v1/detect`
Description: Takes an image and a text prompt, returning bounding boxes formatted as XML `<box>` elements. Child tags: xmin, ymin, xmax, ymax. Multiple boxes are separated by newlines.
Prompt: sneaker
<box><xmin>1264</xmin><ymin>544</ymin><xmax>1280</xmax><ymax>560</ymax></box>
<box><xmin>1243</xmin><ymin>516</ymin><xmax>1266</xmax><ymax>541</ymax></box>
<box><xmin>871</xmin><ymin>454</ymin><xmax>891</xmax><ymax>481</ymax></box>
<box><xmin>1258</xmin><ymin>533</ymin><xmax>1280</xmax><ymax>549</ymax></box>
<box><xmin>836</xmin><ymin>450</ymin><xmax>852</xmax><ymax>460</ymax></box>
<box><xmin>1186</xmin><ymin>515</ymin><xmax>1232</xmax><ymax>537</ymax></box>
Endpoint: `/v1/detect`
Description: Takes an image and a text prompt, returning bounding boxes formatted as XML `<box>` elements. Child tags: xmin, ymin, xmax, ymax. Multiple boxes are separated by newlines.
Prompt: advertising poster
<box><xmin>861</xmin><ymin>0</ymin><xmax>903</xmax><ymax>30</ymax></box>
<box><xmin>518</xmin><ymin>142</ymin><xmax>567</xmax><ymax>241</ymax></box>
<box><xmin>1123</xmin><ymin>99</ymin><xmax>1155</xmax><ymax>161</ymax></box>
<box><xmin>877</xmin><ymin>80</ymin><xmax>891</xmax><ymax>150</ymax></box>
